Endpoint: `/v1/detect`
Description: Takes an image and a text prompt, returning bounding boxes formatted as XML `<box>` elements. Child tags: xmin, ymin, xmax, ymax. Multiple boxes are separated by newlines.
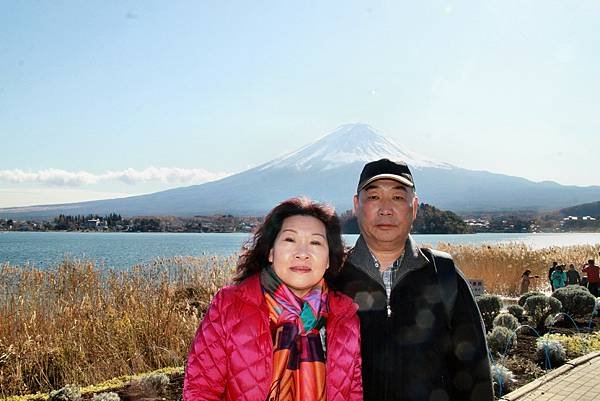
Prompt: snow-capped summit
<box><xmin>259</xmin><ymin>123</ymin><xmax>452</xmax><ymax>171</ymax></box>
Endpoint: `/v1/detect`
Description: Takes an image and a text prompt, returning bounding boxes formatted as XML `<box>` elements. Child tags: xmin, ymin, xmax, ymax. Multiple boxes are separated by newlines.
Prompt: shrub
<box><xmin>493</xmin><ymin>313</ymin><xmax>519</xmax><ymax>331</ymax></box>
<box><xmin>91</xmin><ymin>393</ymin><xmax>120</xmax><ymax>401</ymax></box>
<box><xmin>49</xmin><ymin>385</ymin><xmax>82</xmax><ymax>401</ymax></box>
<box><xmin>491</xmin><ymin>362</ymin><xmax>517</xmax><ymax>395</ymax></box>
<box><xmin>518</xmin><ymin>291</ymin><xmax>544</xmax><ymax>307</ymax></box>
<box><xmin>476</xmin><ymin>294</ymin><xmax>503</xmax><ymax>332</ymax></box>
<box><xmin>536</xmin><ymin>338</ymin><xmax>567</xmax><ymax>369</ymax></box>
<box><xmin>126</xmin><ymin>372</ymin><xmax>170</xmax><ymax>398</ymax></box>
<box><xmin>551</xmin><ymin>286</ymin><xmax>596</xmax><ymax>317</ymax></box>
<box><xmin>506</xmin><ymin>304</ymin><xmax>525</xmax><ymax>322</ymax></box>
<box><xmin>523</xmin><ymin>295</ymin><xmax>562</xmax><ymax>333</ymax></box>
<box><xmin>546</xmin><ymin>332</ymin><xmax>600</xmax><ymax>357</ymax></box>
<box><xmin>487</xmin><ymin>326</ymin><xmax>517</xmax><ymax>355</ymax></box>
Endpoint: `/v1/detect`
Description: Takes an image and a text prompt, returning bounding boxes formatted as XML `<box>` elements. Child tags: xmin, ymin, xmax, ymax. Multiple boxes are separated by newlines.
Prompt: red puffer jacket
<box><xmin>183</xmin><ymin>274</ymin><xmax>363</xmax><ymax>401</ymax></box>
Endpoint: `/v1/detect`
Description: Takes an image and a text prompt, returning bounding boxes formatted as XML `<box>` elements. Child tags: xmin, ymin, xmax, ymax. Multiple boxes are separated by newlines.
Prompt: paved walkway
<box><xmin>500</xmin><ymin>351</ymin><xmax>600</xmax><ymax>400</ymax></box>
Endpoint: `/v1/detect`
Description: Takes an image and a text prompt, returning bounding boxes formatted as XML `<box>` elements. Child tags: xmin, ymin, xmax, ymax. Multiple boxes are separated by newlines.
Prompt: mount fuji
<box><xmin>2</xmin><ymin>123</ymin><xmax>600</xmax><ymax>218</ymax></box>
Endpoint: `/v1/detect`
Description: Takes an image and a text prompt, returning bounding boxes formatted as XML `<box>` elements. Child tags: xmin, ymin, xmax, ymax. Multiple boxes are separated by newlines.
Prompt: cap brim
<box><xmin>359</xmin><ymin>174</ymin><xmax>414</xmax><ymax>192</ymax></box>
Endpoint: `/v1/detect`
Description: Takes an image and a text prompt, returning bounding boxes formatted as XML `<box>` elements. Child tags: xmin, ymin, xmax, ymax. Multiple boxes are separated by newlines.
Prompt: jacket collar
<box><xmin>348</xmin><ymin>234</ymin><xmax>430</xmax><ymax>286</ymax></box>
<box><xmin>236</xmin><ymin>273</ymin><xmax>263</xmax><ymax>306</ymax></box>
<box><xmin>236</xmin><ymin>272</ymin><xmax>357</xmax><ymax>317</ymax></box>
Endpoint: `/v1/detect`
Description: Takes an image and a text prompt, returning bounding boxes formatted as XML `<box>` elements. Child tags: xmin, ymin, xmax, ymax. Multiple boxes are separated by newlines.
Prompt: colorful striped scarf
<box><xmin>260</xmin><ymin>266</ymin><xmax>328</xmax><ymax>401</ymax></box>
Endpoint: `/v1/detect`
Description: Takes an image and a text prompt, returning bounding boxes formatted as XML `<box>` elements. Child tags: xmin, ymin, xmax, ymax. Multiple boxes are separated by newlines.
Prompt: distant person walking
<box><xmin>566</xmin><ymin>264</ymin><xmax>581</xmax><ymax>285</ymax></box>
<box><xmin>582</xmin><ymin>259</ymin><xmax>600</xmax><ymax>297</ymax></box>
<box><xmin>520</xmin><ymin>269</ymin><xmax>539</xmax><ymax>295</ymax></box>
<box><xmin>551</xmin><ymin>265</ymin><xmax>567</xmax><ymax>290</ymax></box>
<box><xmin>548</xmin><ymin>261</ymin><xmax>558</xmax><ymax>291</ymax></box>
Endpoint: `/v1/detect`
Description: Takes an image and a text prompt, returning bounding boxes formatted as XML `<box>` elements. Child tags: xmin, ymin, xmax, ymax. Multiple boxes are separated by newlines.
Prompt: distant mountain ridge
<box><xmin>558</xmin><ymin>201</ymin><xmax>600</xmax><ymax>217</ymax></box>
<box><xmin>2</xmin><ymin>123</ymin><xmax>600</xmax><ymax>219</ymax></box>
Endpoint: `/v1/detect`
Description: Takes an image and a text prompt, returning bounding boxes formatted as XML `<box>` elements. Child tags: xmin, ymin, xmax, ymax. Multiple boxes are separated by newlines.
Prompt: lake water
<box><xmin>1</xmin><ymin>231</ymin><xmax>600</xmax><ymax>269</ymax></box>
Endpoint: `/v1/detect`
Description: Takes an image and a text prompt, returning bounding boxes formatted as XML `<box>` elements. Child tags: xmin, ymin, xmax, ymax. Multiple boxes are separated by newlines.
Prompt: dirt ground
<box><xmin>499</xmin><ymin>315</ymin><xmax>600</xmax><ymax>393</ymax></box>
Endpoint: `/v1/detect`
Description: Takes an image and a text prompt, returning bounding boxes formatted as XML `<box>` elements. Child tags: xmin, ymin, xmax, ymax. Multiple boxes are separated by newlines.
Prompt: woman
<box><xmin>183</xmin><ymin>198</ymin><xmax>362</xmax><ymax>401</ymax></box>
<box><xmin>519</xmin><ymin>269</ymin><xmax>539</xmax><ymax>295</ymax></box>
<box><xmin>551</xmin><ymin>265</ymin><xmax>567</xmax><ymax>290</ymax></box>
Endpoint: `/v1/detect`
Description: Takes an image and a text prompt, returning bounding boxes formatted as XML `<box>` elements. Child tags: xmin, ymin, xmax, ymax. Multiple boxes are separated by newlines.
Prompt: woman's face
<box><xmin>269</xmin><ymin>215</ymin><xmax>329</xmax><ymax>297</ymax></box>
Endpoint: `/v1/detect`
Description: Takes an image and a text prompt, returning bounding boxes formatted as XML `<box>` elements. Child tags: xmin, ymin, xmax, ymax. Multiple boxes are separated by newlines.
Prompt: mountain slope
<box><xmin>2</xmin><ymin>123</ymin><xmax>600</xmax><ymax>218</ymax></box>
<box><xmin>557</xmin><ymin>201</ymin><xmax>600</xmax><ymax>217</ymax></box>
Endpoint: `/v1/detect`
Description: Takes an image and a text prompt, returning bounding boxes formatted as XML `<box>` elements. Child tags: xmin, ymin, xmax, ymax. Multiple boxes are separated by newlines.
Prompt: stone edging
<box><xmin>499</xmin><ymin>351</ymin><xmax>600</xmax><ymax>400</ymax></box>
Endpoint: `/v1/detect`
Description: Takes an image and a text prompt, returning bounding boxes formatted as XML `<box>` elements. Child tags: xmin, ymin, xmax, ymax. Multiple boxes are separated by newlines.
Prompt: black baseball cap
<box><xmin>357</xmin><ymin>159</ymin><xmax>415</xmax><ymax>193</ymax></box>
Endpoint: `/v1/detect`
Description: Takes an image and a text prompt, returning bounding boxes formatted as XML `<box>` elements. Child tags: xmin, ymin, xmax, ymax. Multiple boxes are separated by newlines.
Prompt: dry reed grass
<box><xmin>435</xmin><ymin>242</ymin><xmax>599</xmax><ymax>296</ymax></box>
<box><xmin>0</xmin><ymin>256</ymin><xmax>235</xmax><ymax>397</ymax></box>
<box><xmin>2</xmin><ymin>242</ymin><xmax>599</xmax><ymax>396</ymax></box>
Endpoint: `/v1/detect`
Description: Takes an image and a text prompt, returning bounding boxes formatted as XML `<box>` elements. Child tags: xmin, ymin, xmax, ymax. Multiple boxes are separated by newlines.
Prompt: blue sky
<box><xmin>1</xmin><ymin>1</ymin><xmax>599</xmax><ymax>207</ymax></box>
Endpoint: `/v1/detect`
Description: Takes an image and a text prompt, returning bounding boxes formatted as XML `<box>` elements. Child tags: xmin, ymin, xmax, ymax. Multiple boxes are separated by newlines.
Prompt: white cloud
<box><xmin>0</xmin><ymin>188</ymin><xmax>135</xmax><ymax>208</ymax></box>
<box><xmin>0</xmin><ymin>167</ymin><xmax>229</xmax><ymax>187</ymax></box>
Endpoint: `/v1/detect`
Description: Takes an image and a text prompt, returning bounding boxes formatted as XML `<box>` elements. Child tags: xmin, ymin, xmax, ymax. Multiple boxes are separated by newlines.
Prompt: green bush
<box><xmin>91</xmin><ymin>393</ymin><xmax>120</xmax><ymax>401</ymax></box>
<box><xmin>49</xmin><ymin>385</ymin><xmax>82</xmax><ymax>401</ymax></box>
<box><xmin>486</xmin><ymin>326</ymin><xmax>517</xmax><ymax>355</ymax></box>
<box><xmin>128</xmin><ymin>372</ymin><xmax>170</xmax><ymax>398</ymax></box>
<box><xmin>518</xmin><ymin>291</ymin><xmax>544</xmax><ymax>307</ymax></box>
<box><xmin>476</xmin><ymin>294</ymin><xmax>503</xmax><ymax>332</ymax></box>
<box><xmin>536</xmin><ymin>338</ymin><xmax>567</xmax><ymax>368</ymax></box>
<box><xmin>491</xmin><ymin>362</ymin><xmax>517</xmax><ymax>395</ymax></box>
<box><xmin>523</xmin><ymin>295</ymin><xmax>562</xmax><ymax>333</ymax></box>
<box><xmin>507</xmin><ymin>304</ymin><xmax>525</xmax><ymax>322</ymax></box>
<box><xmin>551</xmin><ymin>286</ymin><xmax>596</xmax><ymax>317</ymax></box>
<box><xmin>493</xmin><ymin>313</ymin><xmax>519</xmax><ymax>331</ymax></box>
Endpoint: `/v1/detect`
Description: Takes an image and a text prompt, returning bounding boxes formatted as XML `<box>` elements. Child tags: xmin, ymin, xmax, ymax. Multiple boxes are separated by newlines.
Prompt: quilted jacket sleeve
<box><xmin>183</xmin><ymin>289</ymin><xmax>229</xmax><ymax>401</ymax></box>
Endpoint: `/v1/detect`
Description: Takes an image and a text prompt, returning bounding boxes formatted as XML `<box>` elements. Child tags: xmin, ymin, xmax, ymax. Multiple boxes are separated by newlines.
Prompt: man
<box><xmin>582</xmin><ymin>259</ymin><xmax>600</xmax><ymax>297</ymax></box>
<box><xmin>548</xmin><ymin>261</ymin><xmax>558</xmax><ymax>291</ymax></box>
<box><xmin>566</xmin><ymin>263</ymin><xmax>580</xmax><ymax>286</ymax></box>
<box><xmin>332</xmin><ymin>159</ymin><xmax>493</xmax><ymax>401</ymax></box>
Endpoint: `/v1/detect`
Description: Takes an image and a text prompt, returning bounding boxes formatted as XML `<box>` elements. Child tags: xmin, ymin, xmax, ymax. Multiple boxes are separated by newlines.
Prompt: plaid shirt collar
<box><xmin>371</xmin><ymin>253</ymin><xmax>403</xmax><ymax>273</ymax></box>
<box><xmin>348</xmin><ymin>235</ymin><xmax>429</xmax><ymax>289</ymax></box>
<box><xmin>371</xmin><ymin>253</ymin><xmax>404</xmax><ymax>300</ymax></box>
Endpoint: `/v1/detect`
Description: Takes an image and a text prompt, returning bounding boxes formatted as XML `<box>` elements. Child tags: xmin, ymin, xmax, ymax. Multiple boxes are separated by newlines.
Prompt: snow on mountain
<box><xmin>258</xmin><ymin>123</ymin><xmax>453</xmax><ymax>172</ymax></box>
<box><xmin>2</xmin><ymin>123</ymin><xmax>600</xmax><ymax>218</ymax></box>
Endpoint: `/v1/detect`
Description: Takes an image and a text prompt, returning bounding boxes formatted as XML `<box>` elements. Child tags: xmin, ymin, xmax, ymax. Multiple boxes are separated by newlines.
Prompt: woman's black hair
<box><xmin>234</xmin><ymin>197</ymin><xmax>344</xmax><ymax>284</ymax></box>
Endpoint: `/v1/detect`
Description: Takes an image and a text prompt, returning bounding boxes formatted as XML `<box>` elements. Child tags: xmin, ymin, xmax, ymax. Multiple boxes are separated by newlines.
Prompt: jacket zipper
<box><xmin>384</xmin><ymin>295</ymin><xmax>391</xmax><ymax>401</ymax></box>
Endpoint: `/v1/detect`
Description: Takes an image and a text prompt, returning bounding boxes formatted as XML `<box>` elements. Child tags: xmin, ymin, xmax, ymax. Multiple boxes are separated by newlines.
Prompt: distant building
<box><xmin>83</xmin><ymin>219</ymin><xmax>108</xmax><ymax>229</ymax></box>
<box><xmin>464</xmin><ymin>218</ymin><xmax>490</xmax><ymax>228</ymax></box>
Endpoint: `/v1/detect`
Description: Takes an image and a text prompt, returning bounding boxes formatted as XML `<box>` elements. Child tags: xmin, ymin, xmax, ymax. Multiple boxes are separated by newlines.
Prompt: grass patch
<box><xmin>436</xmin><ymin>243</ymin><xmax>598</xmax><ymax>295</ymax></box>
<box><xmin>2</xmin><ymin>242</ymin><xmax>599</xmax><ymax>396</ymax></box>
<box><xmin>0</xmin><ymin>256</ymin><xmax>233</xmax><ymax>397</ymax></box>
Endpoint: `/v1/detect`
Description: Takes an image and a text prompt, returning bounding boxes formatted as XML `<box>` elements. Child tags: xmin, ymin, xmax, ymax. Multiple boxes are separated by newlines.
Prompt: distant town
<box><xmin>1</xmin><ymin>203</ymin><xmax>598</xmax><ymax>234</ymax></box>
<box><xmin>0</xmin><ymin>213</ymin><xmax>262</xmax><ymax>233</ymax></box>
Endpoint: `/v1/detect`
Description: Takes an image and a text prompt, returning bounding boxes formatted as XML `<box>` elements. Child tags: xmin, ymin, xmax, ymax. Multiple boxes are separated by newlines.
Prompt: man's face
<box><xmin>353</xmin><ymin>178</ymin><xmax>418</xmax><ymax>250</ymax></box>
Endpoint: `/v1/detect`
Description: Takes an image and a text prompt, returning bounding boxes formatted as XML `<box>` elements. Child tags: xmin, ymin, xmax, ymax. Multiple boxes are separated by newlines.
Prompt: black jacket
<box><xmin>331</xmin><ymin>235</ymin><xmax>494</xmax><ymax>401</ymax></box>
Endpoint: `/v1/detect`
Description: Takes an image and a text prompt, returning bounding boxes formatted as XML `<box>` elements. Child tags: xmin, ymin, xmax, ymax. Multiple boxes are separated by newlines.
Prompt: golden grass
<box><xmin>1</xmin><ymin>242</ymin><xmax>599</xmax><ymax>396</ymax></box>
<box><xmin>435</xmin><ymin>242</ymin><xmax>599</xmax><ymax>296</ymax></box>
<box><xmin>0</xmin><ymin>256</ymin><xmax>235</xmax><ymax>397</ymax></box>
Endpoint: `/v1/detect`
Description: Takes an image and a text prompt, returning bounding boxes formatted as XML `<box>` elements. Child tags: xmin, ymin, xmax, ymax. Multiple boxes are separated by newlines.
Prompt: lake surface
<box><xmin>2</xmin><ymin>231</ymin><xmax>600</xmax><ymax>269</ymax></box>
